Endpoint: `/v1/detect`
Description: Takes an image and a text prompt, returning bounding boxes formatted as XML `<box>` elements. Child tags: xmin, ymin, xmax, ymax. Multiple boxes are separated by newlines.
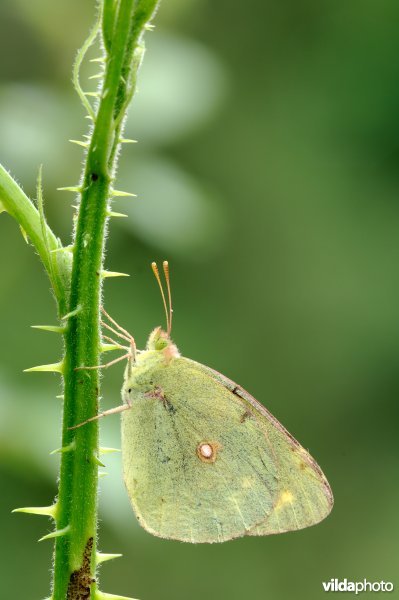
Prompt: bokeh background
<box><xmin>1</xmin><ymin>1</ymin><xmax>398</xmax><ymax>599</ymax></box>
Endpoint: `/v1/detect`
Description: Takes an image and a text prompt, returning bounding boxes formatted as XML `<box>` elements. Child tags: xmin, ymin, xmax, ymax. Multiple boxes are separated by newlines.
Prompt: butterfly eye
<box><xmin>155</xmin><ymin>338</ymin><xmax>168</xmax><ymax>351</ymax></box>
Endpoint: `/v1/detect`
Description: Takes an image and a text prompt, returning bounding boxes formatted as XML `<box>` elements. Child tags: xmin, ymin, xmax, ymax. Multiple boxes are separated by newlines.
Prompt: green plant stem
<box><xmin>2</xmin><ymin>0</ymin><xmax>159</xmax><ymax>596</ymax></box>
<box><xmin>53</xmin><ymin>1</ymin><xmax>159</xmax><ymax>599</ymax></box>
<box><xmin>0</xmin><ymin>164</ymin><xmax>69</xmax><ymax>311</ymax></box>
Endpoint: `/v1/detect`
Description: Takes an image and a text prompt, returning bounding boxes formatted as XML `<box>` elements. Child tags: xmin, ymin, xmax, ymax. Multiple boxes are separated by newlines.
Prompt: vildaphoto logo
<box><xmin>322</xmin><ymin>579</ymin><xmax>394</xmax><ymax>594</ymax></box>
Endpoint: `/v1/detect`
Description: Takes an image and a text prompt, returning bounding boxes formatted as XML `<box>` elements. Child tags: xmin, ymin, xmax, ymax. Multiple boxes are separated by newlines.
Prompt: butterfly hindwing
<box><xmin>122</xmin><ymin>355</ymin><xmax>333</xmax><ymax>543</ymax></box>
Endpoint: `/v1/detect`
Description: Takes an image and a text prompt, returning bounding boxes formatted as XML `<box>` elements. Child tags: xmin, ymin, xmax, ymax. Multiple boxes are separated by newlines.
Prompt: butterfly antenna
<box><xmin>162</xmin><ymin>260</ymin><xmax>173</xmax><ymax>336</ymax></box>
<box><xmin>151</xmin><ymin>261</ymin><xmax>170</xmax><ymax>335</ymax></box>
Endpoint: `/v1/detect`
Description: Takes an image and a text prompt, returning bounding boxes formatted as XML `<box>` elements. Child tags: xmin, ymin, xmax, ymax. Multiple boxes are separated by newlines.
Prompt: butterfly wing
<box><xmin>122</xmin><ymin>356</ymin><xmax>333</xmax><ymax>543</ymax></box>
<box><xmin>189</xmin><ymin>359</ymin><xmax>334</xmax><ymax>536</ymax></box>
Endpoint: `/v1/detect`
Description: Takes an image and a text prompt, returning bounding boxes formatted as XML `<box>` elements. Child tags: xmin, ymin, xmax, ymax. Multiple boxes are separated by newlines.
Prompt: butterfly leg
<box><xmin>100</xmin><ymin>306</ymin><xmax>136</xmax><ymax>362</ymax></box>
<box><xmin>69</xmin><ymin>403</ymin><xmax>131</xmax><ymax>430</ymax></box>
<box><xmin>101</xmin><ymin>320</ymin><xmax>131</xmax><ymax>344</ymax></box>
<box><xmin>75</xmin><ymin>352</ymin><xmax>131</xmax><ymax>371</ymax></box>
<box><xmin>70</xmin><ymin>308</ymin><xmax>136</xmax><ymax>428</ymax></box>
<box><xmin>101</xmin><ymin>307</ymin><xmax>134</xmax><ymax>342</ymax></box>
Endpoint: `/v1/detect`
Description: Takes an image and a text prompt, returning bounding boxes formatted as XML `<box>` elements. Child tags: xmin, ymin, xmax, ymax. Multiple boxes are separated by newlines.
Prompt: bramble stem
<box><xmin>2</xmin><ymin>1</ymin><xmax>160</xmax><ymax>596</ymax></box>
<box><xmin>52</xmin><ymin>1</ymin><xmax>159</xmax><ymax>599</ymax></box>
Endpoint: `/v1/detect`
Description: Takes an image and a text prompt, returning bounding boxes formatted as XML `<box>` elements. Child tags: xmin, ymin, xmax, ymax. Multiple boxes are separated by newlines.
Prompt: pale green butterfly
<box><xmin>76</xmin><ymin>261</ymin><xmax>333</xmax><ymax>543</ymax></box>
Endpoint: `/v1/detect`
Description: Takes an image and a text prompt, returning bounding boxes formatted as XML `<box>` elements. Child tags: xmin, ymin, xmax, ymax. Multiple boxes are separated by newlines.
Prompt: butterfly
<box><xmin>76</xmin><ymin>261</ymin><xmax>333</xmax><ymax>543</ymax></box>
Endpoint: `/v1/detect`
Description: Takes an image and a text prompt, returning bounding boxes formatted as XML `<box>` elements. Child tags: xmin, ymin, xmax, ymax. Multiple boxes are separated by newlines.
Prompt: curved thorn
<box><xmin>100</xmin><ymin>343</ymin><xmax>124</xmax><ymax>353</ymax></box>
<box><xmin>69</xmin><ymin>139</ymin><xmax>89</xmax><ymax>148</ymax></box>
<box><xmin>96</xmin><ymin>552</ymin><xmax>123</xmax><ymax>565</ymax></box>
<box><xmin>57</xmin><ymin>186</ymin><xmax>82</xmax><ymax>193</ymax></box>
<box><xmin>31</xmin><ymin>325</ymin><xmax>66</xmax><ymax>334</ymax></box>
<box><xmin>111</xmin><ymin>190</ymin><xmax>136</xmax><ymax>198</ymax></box>
<box><xmin>61</xmin><ymin>305</ymin><xmax>82</xmax><ymax>320</ymax></box>
<box><xmin>106</xmin><ymin>211</ymin><xmax>128</xmax><ymax>218</ymax></box>
<box><xmin>95</xmin><ymin>591</ymin><xmax>138</xmax><ymax>600</ymax></box>
<box><xmin>12</xmin><ymin>504</ymin><xmax>58</xmax><ymax>519</ymax></box>
<box><xmin>50</xmin><ymin>441</ymin><xmax>75</xmax><ymax>455</ymax></box>
<box><xmin>93</xmin><ymin>453</ymin><xmax>106</xmax><ymax>467</ymax></box>
<box><xmin>99</xmin><ymin>447</ymin><xmax>121</xmax><ymax>454</ymax></box>
<box><xmin>24</xmin><ymin>361</ymin><xmax>64</xmax><ymax>374</ymax></box>
<box><xmin>39</xmin><ymin>524</ymin><xmax>70</xmax><ymax>542</ymax></box>
<box><xmin>101</xmin><ymin>271</ymin><xmax>129</xmax><ymax>278</ymax></box>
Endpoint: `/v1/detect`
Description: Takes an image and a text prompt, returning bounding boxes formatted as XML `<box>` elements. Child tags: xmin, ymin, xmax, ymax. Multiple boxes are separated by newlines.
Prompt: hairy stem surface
<box><xmin>53</xmin><ymin>1</ymin><xmax>159</xmax><ymax>598</ymax></box>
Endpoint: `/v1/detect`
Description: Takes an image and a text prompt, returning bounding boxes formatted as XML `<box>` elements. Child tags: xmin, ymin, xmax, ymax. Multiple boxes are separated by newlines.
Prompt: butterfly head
<box><xmin>146</xmin><ymin>326</ymin><xmax>180</xmax><ymax>359</ymax></box>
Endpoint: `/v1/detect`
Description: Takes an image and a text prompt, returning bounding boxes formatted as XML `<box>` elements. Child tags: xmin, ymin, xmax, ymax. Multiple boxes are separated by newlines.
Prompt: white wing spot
<box><xmin>196</xmin><ymin>441</ymin><xmax>221</xmax><ymax>463</ymax></box>
<box><xmin>199</xmin><ymin>443</ymin><xmax>213</xmax><ymax>458</ymax></box>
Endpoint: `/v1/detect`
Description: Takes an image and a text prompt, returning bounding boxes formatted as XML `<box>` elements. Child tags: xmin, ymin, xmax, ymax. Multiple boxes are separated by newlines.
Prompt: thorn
<box><xmin>95</xmin><ymin>592</ymin><xmax>138</xmax><ymax>600</ymax></box>
<box><xmin>85</xmin><ymin>115</ymin><xmax>94</xmax><ymax>120</ymax></box>
<box><xmin>61</xmin><ymin>305</ymin><xmax>82</xmax><ymax>320</ymax></box>
<box><xmin>89</xmin><ymin>73</ymin><xmax>103</xmax><ymax>80</ymax></box>
<box><xmin>50</xmin><ymin>245</ymin><xmax>74</xmax><ymax>254</ymax></box>
<box><xmin>57</xmin><ymin>186</ymin><xmax>82</xmax><ymax>193</ymax></box>
<box><xmin>12</xmin><ymin>504</ymin><xmax>58</xmax><ymax>519</ymax></box>
<box><xmin>101</xmin><ymin>271</ymin><xmax>129</xmax><ymax>278</ymax></box>
<box><xmin>50</xmin><ymin>441</ymin><xmax>75</xmax><ymax>455</ymax></box>
<box><xmin>39</xmin><ymin>524</ymin><xmax>70</xmax><ymax>542</ymax></box>
<box><xmin>69</xmin><ymin>139</ymin><xmax>89</xmax><ymax>148</ymax></box>
<box><xmin>106</xmin><ymin>211</ymin><xmax>128</xmax><ymax>218</ymax></box>
<box><xmin>111</xmin><ymin>190</ymin><xmax>137</xmax><ymax>198</ymax></box>
<box><xmin>20</xmin><ymin>225</ymin><xmax>29</xmax><ymax>243</ymax></box>
<box><xmin>93</xmin><ymin>454</ymin><xmax>106</xmax><ymax>467</ymax></box>
<box><xmin>101</xmin><ymin>343</ymin><xmax>123</xmax><ymax>353</ymax></box>
<box><xmin>96</xmin><ymin>552</ymin><xmax>123</xmax><ymax>565</ymax></box>
<box><xmin>99</xmin><ymin>447</ymin><xmax>121</xmax><ymax>454</ymax></box>
<box><xmin>84</xmin><ymin>91</ymin><xmax>101</xmax><ymax>97</ymax></box>
<box><xmin>24</xmin><ymin>361</ymin><xmax>64</xmax><ymax>374</ymax></box>
<box><xmin>145</xmin><ymin>23</ymin><xmax>155</xmax><ymax>31</ymax></box>
<box><xmin>98</xmin><ymin>472</ymin><xmax>109</xmax><ymax>478</ymax></box>
<box><xmin>31</xmin><ymin>325</ymin><xmax>66</xmax><ymax>334</ymax></box>
<box><xmin>119</xmin><ymin>138</ymin><xmax>137</xmax><ymax>144</ymax></box>
<box><xmin>56</xmin><ymin>394</ymin><xmax>64</xmax><ymax>400</ymax></box>
<box><xmin>90</xmin><ymin>57</ymin><xmax>106</xmax><ymax>63</ymax></box>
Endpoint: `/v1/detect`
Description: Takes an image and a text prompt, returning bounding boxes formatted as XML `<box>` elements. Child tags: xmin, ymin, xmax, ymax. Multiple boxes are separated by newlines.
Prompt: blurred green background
<box><xmin>1</xmin><ymin>1</ymin><xmax>398</xmax><ymax>599</ymax></box>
